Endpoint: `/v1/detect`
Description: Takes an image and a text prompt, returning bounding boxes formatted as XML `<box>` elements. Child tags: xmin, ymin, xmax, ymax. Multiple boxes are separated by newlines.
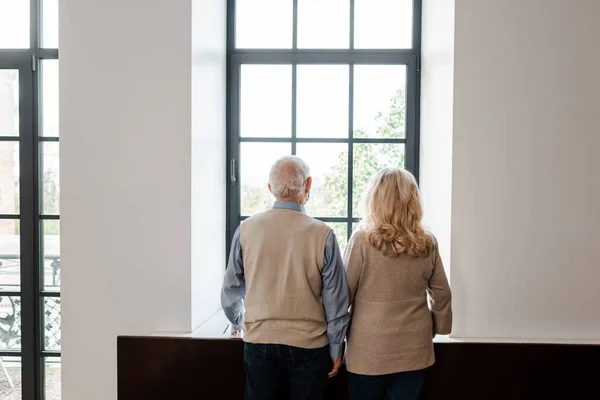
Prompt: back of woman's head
<box><xmin>360</xmin><ymin>167</ymin><xmax>433</xmax><ymax>257</ymax></box>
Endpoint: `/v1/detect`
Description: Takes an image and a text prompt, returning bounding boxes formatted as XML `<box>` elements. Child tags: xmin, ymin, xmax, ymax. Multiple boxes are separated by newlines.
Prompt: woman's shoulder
<box><xmin>348</xmin><ymin>228</ymin><xmax>368</xmax><ymax>247</ymax></box>
<box><xmin>423</xmin><ymin>230</ymin><xmax>440</xmax><ymax>261</ymax></box>
<box><xmin>425</xmin><ymin>230</ymin><xmax>438</xmax><ymax>246</ymax></box>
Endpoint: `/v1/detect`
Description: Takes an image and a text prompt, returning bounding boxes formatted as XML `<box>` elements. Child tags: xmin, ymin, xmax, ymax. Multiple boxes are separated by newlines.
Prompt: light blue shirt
<box><xmin>221</xmin><ymin>201</ymin><xmax>351</xmax><ymax>358</ymax></box>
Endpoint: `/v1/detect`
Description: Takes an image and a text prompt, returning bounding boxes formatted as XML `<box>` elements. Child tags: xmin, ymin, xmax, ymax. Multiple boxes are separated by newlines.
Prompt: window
<box><xmin>0</xmin><ymin>0</ymin><xmax>60</xmax><ymax>399</ymax></box>
<box><xmin>227</xmin><ymin>0</ymin><xmax>421</xmax><ymax>251</ymax></box>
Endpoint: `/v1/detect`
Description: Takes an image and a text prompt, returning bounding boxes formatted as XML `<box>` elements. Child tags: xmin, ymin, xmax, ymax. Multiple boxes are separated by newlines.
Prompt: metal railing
<box><xmin>0</xmin><ymin>254</ymin><xmax>60</xmax><ymax>287</ymax></box>
<box><xmin>0</xmin><ymin>255</ymin><xmax>61</xmax><ymax>351</ymax></box>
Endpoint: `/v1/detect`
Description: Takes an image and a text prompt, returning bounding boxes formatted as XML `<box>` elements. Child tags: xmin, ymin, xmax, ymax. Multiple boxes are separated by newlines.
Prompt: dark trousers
<box><xmin>244</xmin><ymin>342</ymin><xmax>330</xmax><ymax>400</ymax></box>
<box><xmin>347</xmin><ymin>369</ymin><xmax>425</xmax><ymax>400</ymax></box>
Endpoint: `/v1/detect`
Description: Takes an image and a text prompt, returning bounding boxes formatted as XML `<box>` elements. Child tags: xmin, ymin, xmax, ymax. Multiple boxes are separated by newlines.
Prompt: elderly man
<box><xmin>221</xmin><ymin>155</ymin><xmax>350</xmax><ymax>400</ymax></box>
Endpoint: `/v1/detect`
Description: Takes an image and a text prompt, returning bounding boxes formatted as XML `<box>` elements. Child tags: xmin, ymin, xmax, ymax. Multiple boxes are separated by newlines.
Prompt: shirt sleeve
<box><xmin>427</xmin><ymin>237</ymin><xmax>452</xmax><ymax>335</ymax></box>
<box><xmin>221</xmin><ymin>226</ymin><xmax>245</xmax><ymax>331</ymax></box>
<box><xmin>321</xmin><ymin>230</ymin><xmax>351</xmax><ymax>358</ymax></box>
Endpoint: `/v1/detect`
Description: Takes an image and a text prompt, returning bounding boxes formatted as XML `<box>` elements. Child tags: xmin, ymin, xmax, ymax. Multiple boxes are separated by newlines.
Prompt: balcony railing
<box><xmin>0</xmin><ymin>254</ymin><xmax>61</xmax><ymax>351</ymax></box>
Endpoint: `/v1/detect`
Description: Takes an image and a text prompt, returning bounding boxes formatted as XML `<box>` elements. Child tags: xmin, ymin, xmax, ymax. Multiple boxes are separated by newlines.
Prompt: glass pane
<box><xmin>0</xmin><ymin>296</ymin><xmax>21</xmax><ymax>350</ymax></box>
<box><xmin>44</xmin><ymin>297</ymin><xmax>61</xmax><ymax>351</ymax></box>
<box><xmin>0</xmin><ymin>220</ymin><xmax>20</xmax><ymax>292</ymax></box>
<box><xmin>0</xmin><ymin>356</ymin><xmax>21</xmax><ymax>398</ymax></box>
<box><xmin>236</xmin><ymin>0</ymin><xmax>292</xmax><ymax>49</ymax></box>
<box><xmin>354</xmin><ymin>65</ymin><xmax>406</xmax><ymax>139</ymax></box>
<box><xmin>352</xmin><ymin>143</ymin><xmax>405</xmax><ymax>217</ymax></box>
<box><xmin>352</xmin><ymin>222</ymin><xmax>360</xmax><ymax>238</ymax></box>
<box><xmin>297</xmin><ymin>65</ymin><xmax>348</xmax><ymax>139</ymax></box>
<box><xmin>240</xmin><ymin>142</ymin><xmax>291</xmax><ymax>216</ymax></box>
<box><xmin>326</xmin><ymin>222</ymin><xmax>348</xmax><ymax>252</ymax></box>
<box><xmin>45</xmin><ymin>357</ymin><xmax>61</xmax><ymax>400</ymax></box>
<box><xmin>42</xmin><ymin>143</ymin><xmax>60</xmax><ymax>214</ymax></box>
<box><xmin>298</xmin><ymin>0</ymin><xmax>349</xmax><ymax>49</ymax></box>
<box><xmin>0</xmin><ymin>70</ymin><xmax>19</xmax><ymax>137</ymax></box>
<box><xmin>296</xmin><ymin>143</ymin><xmax>347</xmax><ymax>217</ymax></box>
<box><xmin>0</xmin><ymin>142</ymin><xmax>20</xmax><ymax>214</ymax></box>
<box><xmin>354</xmin><ymin>0</ymin><xmax>412</xmax><ymax>49</ymax></box>
<box><xmin>0</xmin><ymin>0</ymin><xmax>29</xmax><ymax>49</ymax></box>
<box><xmin>241</xmin><ymin>65</ymin><xmax>292</xmax><ymax>138</ymax></box>
<box><xmin>42</xmin><ymin>60</ymin><xmax>59</xmax><ymax>137</ymax></box>
<box><xmin>42</xmin><ymin>0</ymin><xmax>59</xmax><ymax>48</ymax></box>
<box><xmin>43</xmin><ymin>220</ymin><xmax>60</xmax><ymax>291</ymax></box>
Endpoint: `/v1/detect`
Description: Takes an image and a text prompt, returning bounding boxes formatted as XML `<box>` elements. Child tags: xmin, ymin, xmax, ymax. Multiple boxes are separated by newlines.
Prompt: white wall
<box><xmin>451</xmin><ymin>0</ymin><xmax>600</xmax><ymax>340</ymax></box>
<box><xmin>60</xmin><ymin>0</ymin><xmax>226</xmax><ymax>399</ymax></box>
<box><xmin>420</xmin><ymin>0</ymin><xmax>455</xmax><ymax>274</ymax></box>
<box><xmin>59</xmin><ymin>0</ymin><xmax>600</xmax><ymax>398</ymax></box>
<box><xmin>191</xmin><ymin>0</ymin><xmax>227</xmax><ymax>329</ymax></box>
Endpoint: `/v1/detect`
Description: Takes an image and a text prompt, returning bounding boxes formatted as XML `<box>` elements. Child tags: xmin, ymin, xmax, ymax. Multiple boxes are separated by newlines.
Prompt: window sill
<box><xmin>151</xmin><ymin>311</ymin><xmax>237</xmax><ymax>340</ymax></box>
<box><xmin>150</xmin><ymin>312</ymin><xmax>600</xmax><ymax>346</ymax></box>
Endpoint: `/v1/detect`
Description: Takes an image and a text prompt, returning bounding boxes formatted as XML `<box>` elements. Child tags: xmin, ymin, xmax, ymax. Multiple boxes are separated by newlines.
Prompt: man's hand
<box><xmin>231</xmin><ymin>328</ymin><xmax>242</xmax><ymax>337</ymax></box>
<box><xmin>328</xmin><ymin>357</ymin><xmax>343</xmax><ymax>378</ymax></box>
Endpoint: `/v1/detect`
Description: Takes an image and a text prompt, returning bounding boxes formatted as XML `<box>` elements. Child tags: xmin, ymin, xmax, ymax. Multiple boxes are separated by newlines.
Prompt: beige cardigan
<box><xmin>343</xmin><ymin>231</ymin><xmax>452</xmax><ymax>375</ymax></box>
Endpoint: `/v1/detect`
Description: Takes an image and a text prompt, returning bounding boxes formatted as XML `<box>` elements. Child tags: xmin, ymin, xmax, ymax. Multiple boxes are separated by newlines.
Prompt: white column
<box><xmin>60</xmin><ymin>0</ymin><xmax>226</xmax><ymax>399</ymax></box>
<box><xmin>191</xmin><ymin>0</ymin><xmax>227</xmax><ymax>330</ymax></box>
<box><xmin>419</xmin><ymin>0</ymin><xmax>455</xmax><ymax>275</ymax></box>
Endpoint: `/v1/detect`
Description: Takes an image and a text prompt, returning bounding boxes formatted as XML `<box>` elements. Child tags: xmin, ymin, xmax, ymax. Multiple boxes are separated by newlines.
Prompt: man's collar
<box><xmin>273</xmin><ymin>201</ymin><xmax>306</xmax><ymax>214</ymax></box>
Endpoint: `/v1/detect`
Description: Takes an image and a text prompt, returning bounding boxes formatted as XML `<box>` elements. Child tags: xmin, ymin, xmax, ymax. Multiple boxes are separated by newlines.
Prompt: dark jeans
<box><xmin>347</xmin><ymin>369</ymin><xmax>425</xmax><ymax>400</ymax></box>
<box><xmin>244</xmin><ymin>342</ymin><xmax>330</xmax><ymax>400</ymax></box>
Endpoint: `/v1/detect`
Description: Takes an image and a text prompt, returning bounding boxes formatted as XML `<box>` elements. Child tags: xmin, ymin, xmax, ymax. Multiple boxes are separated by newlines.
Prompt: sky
<box><xmin>42</xmin><ymin>59</ymin><xmax>60</xmax><ymax>137</ymax></box>
<box><xmin>0</xmin><ymin>0</ymin><xmax>58</xmax><ymax>48</ymax></box>
<box><xmin>236</xmin><ymin>0</ymin><xmax>413</xmax><ymax>49</ymax></box>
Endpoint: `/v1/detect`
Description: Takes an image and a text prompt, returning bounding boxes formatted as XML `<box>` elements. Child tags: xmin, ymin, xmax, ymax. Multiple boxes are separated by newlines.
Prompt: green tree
<box><xmin>241</xmin><ymin>185</ymin><xmax>272</xmax><ymax>216</ymax></box>
<box><xmin>324</xmin><ymin>88</ymin><xmax>406</xmax><ymax>218</ymax></box>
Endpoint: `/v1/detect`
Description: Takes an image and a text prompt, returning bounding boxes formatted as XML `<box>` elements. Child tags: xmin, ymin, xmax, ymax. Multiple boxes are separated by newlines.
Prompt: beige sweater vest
<box><xmin>240</xmin><ymin>208</ymin><xmax>332</xmax><ymax>349</ymax></box>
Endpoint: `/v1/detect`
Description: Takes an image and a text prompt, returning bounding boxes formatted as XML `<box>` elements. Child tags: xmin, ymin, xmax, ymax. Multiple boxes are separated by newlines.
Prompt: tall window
<box><xmin>227</xmin><ymin>0</ymin><xmax>421</xmax><ymax>249</ymax></box>
<box><xmin>0</xmin><ymin>0</ymin><xmax>60</xmax><ymax>399</ymax></box>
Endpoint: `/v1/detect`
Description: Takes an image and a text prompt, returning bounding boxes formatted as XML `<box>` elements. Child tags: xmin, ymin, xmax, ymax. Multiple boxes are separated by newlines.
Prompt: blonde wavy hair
<box><xmin>360</xmin><ymin>167</ymin><xmax>433</xmax><ymax>257</ymax></box>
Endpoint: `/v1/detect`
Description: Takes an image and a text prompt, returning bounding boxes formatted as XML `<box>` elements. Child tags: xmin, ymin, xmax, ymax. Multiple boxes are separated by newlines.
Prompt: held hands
<box><xmin>329</xmin><ymin>357</ymin><xmax>343</xmax><ymax>378</ymax></box>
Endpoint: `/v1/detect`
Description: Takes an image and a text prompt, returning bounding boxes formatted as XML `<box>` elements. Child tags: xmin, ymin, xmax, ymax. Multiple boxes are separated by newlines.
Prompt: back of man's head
<box><xmin>268</xmin><ymin>156</ymin><xmax>311</xmax><ymax>201</ymax></box>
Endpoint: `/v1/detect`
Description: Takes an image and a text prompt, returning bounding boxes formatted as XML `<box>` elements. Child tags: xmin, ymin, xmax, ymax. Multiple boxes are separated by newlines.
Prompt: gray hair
<box><xmin>268</xmin><ymin>156</ymin><xmax>310</xmax><ymax>199</ymax></box>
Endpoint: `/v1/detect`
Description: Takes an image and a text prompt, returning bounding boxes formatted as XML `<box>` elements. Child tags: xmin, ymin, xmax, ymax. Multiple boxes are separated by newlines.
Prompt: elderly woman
<box><xmin>343</xmin><ymin>167</ymin><xmax>452</xmax><ymax>400</ymax></box>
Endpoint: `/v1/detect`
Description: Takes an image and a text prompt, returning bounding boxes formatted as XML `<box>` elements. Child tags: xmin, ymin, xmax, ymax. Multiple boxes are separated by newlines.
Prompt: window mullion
<box><xmin>350</xmin><ymin>0</ymin><xmax>355</xmax><ymax>49</ymax></box>
<box><xmin>403</xmin><ymin>56</ymin><xmax>419</xmax><ymax>178</ymax></box>
<box><xmin>412</xmin><ymin>0</ymin><xmax>423</xmax><ymax>51</ymax></box>
<box><xmin>226</xmin><ymin>62</ymin><xmax>241</xmax><ymax>258</ymax></box>
<box><xmin>292</xmin><ymin>0</ymin><xmax>298</xmax><ymax>50</ymax></box>
<box><xmin>347</xmin><ymin>63</ymin><xmax>354</xmax><ymax>239</ymax></box>
<box><xmin>291</xmin><ymin>64</ymin><xmax>297</xmax><ymax>155</ymax></box>
<box><xmin>18</xmin><ymin>57</ymin><xmax>39</xmax><ymax>400</ymax></box>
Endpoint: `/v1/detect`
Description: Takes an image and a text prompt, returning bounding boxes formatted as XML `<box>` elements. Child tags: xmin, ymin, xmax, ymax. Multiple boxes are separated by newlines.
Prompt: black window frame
<box><xmin>226</xmin><ymin>0</ymin><xmax>422</xmax><ymax>254</ymax></box>
<box><xmin>0</xmin><ymin>0</ymin><xmax>60</xmax><ymax>399</ymax></box>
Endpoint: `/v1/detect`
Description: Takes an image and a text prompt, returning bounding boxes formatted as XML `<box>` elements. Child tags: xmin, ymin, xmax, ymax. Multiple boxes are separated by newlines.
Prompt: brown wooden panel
<box><xmin>118</xmin><ymin>337</ymin><xmax>600</xmax><ymax>399</ymax></box>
